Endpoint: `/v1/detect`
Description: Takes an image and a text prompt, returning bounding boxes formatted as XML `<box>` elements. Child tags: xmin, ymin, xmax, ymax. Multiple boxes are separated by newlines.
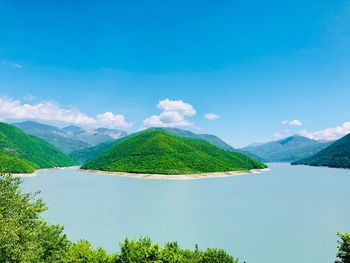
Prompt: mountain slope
<box><xmin>0</xmin><ymin>122</ymin><xmax>74</xmax><ymax>172</ymax></box>
<box><xmin>155</xmin><ymin>127</ymin><xmax>264</xmax><ymax>161</ymax></box>
<box><xmin>242</xmin><ymin>135</ymin><xmax>331</xmax><ymax>162</ymax></box>
<box><xmin>69</xmin><ymin>140</ymin><xmax>116</xmax><ymax>164</ymax></box>
<box><xmin>292</xmin><ymin>133</ymin><xmax>350</xmax><ymax>168</ymax></box>
<box><xmin>82</xmin><ymin>129</ymin><xmax>266</xmax><ymax>175</ymax></box>
<box><xmin>70</xmin><ymin>127</ymin><xmax>263</xmax><ymax>164</ymax></box>
<box><xmin>0</xmin><ymin>152</ymin><xmax>36</xmax><ymax>173</ymax></box>
<box><xmin>14</xmin><ymin>121</ymin><xmax>90</xmax><ymax>154</ymax></box>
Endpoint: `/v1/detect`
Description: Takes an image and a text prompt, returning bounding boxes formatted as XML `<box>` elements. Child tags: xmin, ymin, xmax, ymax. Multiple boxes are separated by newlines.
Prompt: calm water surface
<box><xmin>22</xmin><ymin>163</ymin><xmax>350</xmax><ymax>263</ymax></box>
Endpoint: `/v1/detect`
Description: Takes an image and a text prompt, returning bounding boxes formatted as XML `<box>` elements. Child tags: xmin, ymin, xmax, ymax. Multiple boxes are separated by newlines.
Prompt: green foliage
<box><xmin>66</xmin><ymin>240</ymin><xmax>117</xmax><ymax>263</ymax></box>
<box><xmin>82</xmin><ymin>129</ymin><xmax>267</xmax><ymax>174</ymax></box>
<box><xmin>116</xmin><ymin>237</ymin><xmax>238</xmax><ymax>263</ymax></box>
<box><xmin>336</xmin><ymin>232</ymin><xmax>350</xmax><ymax>263</ymax></box>
<box><xmin>70</xmin><ymin>140</ymin><xmax>117</xmax><ymax>164</ymax></box>
<box><xmin>0</xmin><ymin>173</ymin><xmax>238</xmax><ymax>262</ymax></box>
<box><xmin>293</xmin><ymin>133</ymin><xmax>350</xmax><ymax>168</ymax></box>
<box><xmin>0</xmin><ymin>152</ymin><xmax>36</xmax><ymax>173</ymax></box>
<box><xmin>0</xmin><ymin>122</ymin><xmax>74</xmax><ymax>173</ymax></box>
<box><xmin>0</xmin><ymin>174</ymin><xmax>70</xmax><ymax>262</ymax></box>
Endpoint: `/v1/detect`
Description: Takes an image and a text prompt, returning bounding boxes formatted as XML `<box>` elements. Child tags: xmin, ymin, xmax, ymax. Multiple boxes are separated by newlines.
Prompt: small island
<box><xmin>81</xmin><ymin>129</ymin><xmax>267</xmax><ymax>178</ymax></box>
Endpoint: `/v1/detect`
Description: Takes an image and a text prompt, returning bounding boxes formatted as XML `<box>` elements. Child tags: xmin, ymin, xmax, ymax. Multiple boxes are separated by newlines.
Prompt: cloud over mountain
<box><xmin>0</xmin><ymin>96</ymin><xmax>131</xmax><ymax>129</ymax></box>
<box><xmin>300</xmin><ymin>121</ymin><xmax>350</xmax><ymax>141</ymax></box>
<box><xmin>143</xmin><ymin>99</ymin><xmax>196</xmax><ymax>128</ymax></box>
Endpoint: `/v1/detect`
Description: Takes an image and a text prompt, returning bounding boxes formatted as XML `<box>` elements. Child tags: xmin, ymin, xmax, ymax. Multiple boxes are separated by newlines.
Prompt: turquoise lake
<box><xmin>22</xmin><ymin>163</ymin><xmax>350</xmax><ymax>263</ymax></box>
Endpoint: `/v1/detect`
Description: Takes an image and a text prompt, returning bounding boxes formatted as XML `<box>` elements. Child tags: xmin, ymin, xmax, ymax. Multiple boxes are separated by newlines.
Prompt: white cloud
<box><xmin>299</xmin><ymin>121</ymin><xmax>350</xmax><ymax>141</ymax></box>
<box><xmin>205</xmin><ymin>113</ymin><xmax>220</xmax><ymax>120</ymax></box>
<box><xmin>13</xmin><ymin>63</ymin><xmax>23</xmax><ymax>69</ymax></box>
<box><xmin>0</xmin><ymin>96</ymin><xmax>131</xmax><ymax>129</ymax></box>
<box><xmin>273</xmin><ymin>132</ymin><xmax>283</xmax><ymax>139</ymax></box>
<box><xmin>143</xmin><ymin>99</ymin><xmax>196</xmax><ymax>128</ymax></box>
<box><xmin>1</xmin><ymin>61</ymin><xmax>23</xmax><ymax>69</ymax></box>
<box><xmin>289</xmin><ymin>120</ymin><xmax>302</xmax><ymax>126</ymax></box>
<box><xmin>23</xmin><ymin>93</ymin><xmax>36</xmax><ymax>101</ymax></box>
<box><xmin>281</xmin><ymin>119</ymin><xmax>302</xmax><ymax>126</ymax></box>
<box><xmin>157</xmin><ymin>99</ymin><xmax>196</xmax><ymax>116</ymax></box>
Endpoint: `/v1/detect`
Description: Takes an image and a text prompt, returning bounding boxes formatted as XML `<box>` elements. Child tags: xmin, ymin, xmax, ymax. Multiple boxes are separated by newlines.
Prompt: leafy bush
<box><xmin>336</xmin><ymin>232</ymin><xmax>350</xmax><ymax>263</ymax></box>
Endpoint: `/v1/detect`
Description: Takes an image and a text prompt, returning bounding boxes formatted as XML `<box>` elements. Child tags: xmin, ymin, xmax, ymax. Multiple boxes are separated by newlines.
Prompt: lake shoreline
<box><xmin>12</xmin><ymin>166</ymin><xmax>80</xmax><ymax>177</ymax></box>
<box><xmin>80</xmin><ymin>168</ymin><xmax>270</xmax><ymax>180</ymax></box>
<box><xmin>12</xmin><ymin>166</ymin><xmax>270</xmax><ymax>180</ymax></box>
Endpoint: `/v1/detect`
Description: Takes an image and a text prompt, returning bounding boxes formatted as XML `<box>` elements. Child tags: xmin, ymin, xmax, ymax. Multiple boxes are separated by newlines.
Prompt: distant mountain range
<box><xmin>242</xmin><ymin>135</ymin><xmax>332</xmax><ymax>163</ymax></box>
<box><xmin>14</xmin><ymin>121</ymin><xmax>127</xmax><ymax>154</ymax></box>
<box><xmin>81</xmin><ymin>129</ymin><xmax>267</xmax><ymax>174</ymax></box>
<box><xmin>0</xmin><ymin>122</ymin><xmax>73</xmax><ymax>173</ymax></box>
<box><xmin>292</xmin><ymin>133</ymin><xmax>350</xmax><ymax>168</ymax></box>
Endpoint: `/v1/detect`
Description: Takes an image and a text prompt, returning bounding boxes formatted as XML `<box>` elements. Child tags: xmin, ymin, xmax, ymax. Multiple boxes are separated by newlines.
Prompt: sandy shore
<box><xmin>10</xmin><ymin>166</ymin><xmax>269</xmax><ymax>180</ymax></box>
<box><xmin>81</xmin><ymin>168</ymin><xmax>270</xmax><ymax>180</ymax></box>
<box><xmin>11</xmin><ymin>166</ymin><xmax>80</xmax><ymax>177</ymax></box>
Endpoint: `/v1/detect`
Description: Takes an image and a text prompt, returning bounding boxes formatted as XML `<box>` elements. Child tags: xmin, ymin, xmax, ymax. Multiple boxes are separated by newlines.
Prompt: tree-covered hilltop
<box><xmin>0</xmin><ymin>122</ymin><xmax>74</xmax><ymax>173</ymax></box>
<box><xmin>0</xmin><ymin>174</ymin><xmax>238</xmax><ymax>263</ymax></box>
<box><xmin>70</xmin><ymin>127</ymin><xmax>264</xmax><ymax>164</ymax></box>
<box><xmin>292</xmin><ymin>133</ymin><xmax>350</xmax><ymax>169</ymax></box>
<box><xmin>82</xmin><ymin>129</ymin><xmax>267</xmax><ymax>174</ymax></box>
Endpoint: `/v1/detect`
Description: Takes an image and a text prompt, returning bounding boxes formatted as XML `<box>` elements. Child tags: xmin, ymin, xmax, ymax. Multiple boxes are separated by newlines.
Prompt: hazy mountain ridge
<box><xmin>292</xmin><ymin>133</ymin><xmax>350</xmax><ymax>168</ymax></box>
<box><xmin>242</xmin><ymin>135</ymin><xmax>332</xmax><ymax>162</ymax></box>
<box><xmin>14</xmin><ymin>121</ymin><xmax>127</xmax><ymax>154</ymax></box>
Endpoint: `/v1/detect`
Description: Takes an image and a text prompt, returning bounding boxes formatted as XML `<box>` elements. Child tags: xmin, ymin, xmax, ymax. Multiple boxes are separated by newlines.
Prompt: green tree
<box><xmin>66</xmin><ymin>240</ymin><xmax>116</xmax><ymax>263</ymax></box>
<box><xmin>0</xmin><ymin>174</ymin><xmax>70</xmax><ymax>262</ymax></box>
<box><xmin>336</xmin><ymin>232</ymin><xmax>350</xmax><ymax>263</ymax></box>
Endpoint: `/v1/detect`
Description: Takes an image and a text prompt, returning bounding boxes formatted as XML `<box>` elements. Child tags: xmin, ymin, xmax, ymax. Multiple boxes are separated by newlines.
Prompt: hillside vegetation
<box><xmin>82</xmin><ymin>129</ymin><xmax>266</xmax><ymax>174</ymax></box>
<box><xmin>71</xmin><ymin>127</ymin><xmax>263</xmax><ymax>164</ymax></box>
<box><xmin>0</xmin><ymin>153</ymin><xmax>36</xmax><ymax>173</ymax></box>
<box><xmin>292</xmin><ymin>133</ymin><xmax>350</xmax><ymax>168</ymax></box>
<box><xmin>0</xmin><ymin>122</ymin><xmax>74</xmax><ymax>173</ymax></box>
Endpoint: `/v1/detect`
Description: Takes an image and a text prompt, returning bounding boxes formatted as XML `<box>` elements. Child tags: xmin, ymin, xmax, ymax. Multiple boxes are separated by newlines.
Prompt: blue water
<box><xmin>22</xmin><ymin>163</ymin><xmax>350</xmax><ymax>263</ymax></box>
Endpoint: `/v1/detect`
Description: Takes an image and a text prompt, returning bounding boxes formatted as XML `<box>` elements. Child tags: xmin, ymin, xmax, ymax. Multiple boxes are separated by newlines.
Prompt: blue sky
<box><xmin>0</xmin><ymin>0</ymin><xmax>350</xmax><ymax>147</ymax></box>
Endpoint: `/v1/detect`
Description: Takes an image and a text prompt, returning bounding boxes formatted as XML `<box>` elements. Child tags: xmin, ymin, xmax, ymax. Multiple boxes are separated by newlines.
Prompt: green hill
<box><xmin>71</xmin><ymin>127</ymin><xmax>264</xmax><ymax>164</ymax></box>
<box><xmin>81</xmin><ymin>129</ymin><xmax>266</xmax><ymax>175</ymax></box>
<box><xmin>292</xmin><ymin>133</ymin><xmax>350</xmax><ymax>168</ymax></box>
<box><xmin>155</xmin><ymin>127</ymin><xmax>265</xmax><ymax>161</ymax></box>
<box><xmin>0</xmin><ymin>153</ymin><xmax>36</xmax><ymax>173</ymax></box>
<box><xmin>242</xmin><ymin>135</ymin><xmax>331</xmax><ymax>162</ymax></box>
<box><xmin>0</xmin><ymin>122</ymin><xmax>74</xmax><ymax>173</ymax></box>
